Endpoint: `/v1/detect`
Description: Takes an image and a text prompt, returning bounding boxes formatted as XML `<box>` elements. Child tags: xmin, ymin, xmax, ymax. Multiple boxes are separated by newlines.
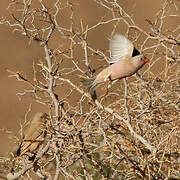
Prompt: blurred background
<box><xmin>0</xmin><ymin>0</ymin><xmax>179</xmax><ymax>156</ymax></box>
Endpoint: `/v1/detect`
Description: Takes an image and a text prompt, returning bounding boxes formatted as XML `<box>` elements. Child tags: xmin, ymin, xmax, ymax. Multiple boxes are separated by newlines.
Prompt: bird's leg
<box><xmin>107</xmin><ymin>75</ymin><xmax>113</xmax><ymax>89</ymax></box>
<box><xmin>102</xmin><ymin>74</ymin><xmax>112</xmax><ymax>99</ymax></box>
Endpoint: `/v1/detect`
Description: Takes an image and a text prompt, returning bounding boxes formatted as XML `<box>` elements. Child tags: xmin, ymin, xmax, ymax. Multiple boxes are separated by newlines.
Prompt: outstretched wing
<box><xmin>109</xmin><ymin>34</ymin><xmax>134</xmax><ymax>64</ymax></box>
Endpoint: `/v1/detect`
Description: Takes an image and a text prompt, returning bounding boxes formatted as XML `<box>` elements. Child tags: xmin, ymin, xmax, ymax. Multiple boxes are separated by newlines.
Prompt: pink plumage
<box><xmin>81</xmin><ymin>34</ymin><xmax>149</xmax><ymax>95</ymax></box>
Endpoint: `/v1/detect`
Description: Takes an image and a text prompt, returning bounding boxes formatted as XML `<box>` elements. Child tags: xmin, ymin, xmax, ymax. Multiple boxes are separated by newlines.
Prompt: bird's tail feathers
<box><xmin>80</xmin><ymin>77</ymin><xmax>95</xmax><ymax>87</ymax></box>
<box><xmin>88</xmin><ymin>82</ymin><xmax>100</xmax><ymax>94</ymax></box>
<box><xmin>80</xmin><ymin>77</ymin><xmax>101</xmax><ymax>94</ymax></box>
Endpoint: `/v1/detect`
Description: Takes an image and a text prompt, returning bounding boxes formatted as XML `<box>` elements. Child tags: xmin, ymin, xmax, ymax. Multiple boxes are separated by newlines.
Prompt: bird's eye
<box><xmin>141</xmin><ymin>56</ymin><xmax>145</xmax><ymax>61</ymax></box>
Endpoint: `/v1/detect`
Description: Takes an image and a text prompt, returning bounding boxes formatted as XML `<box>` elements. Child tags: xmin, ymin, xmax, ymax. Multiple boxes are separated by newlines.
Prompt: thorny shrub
<box><xmin>0</xmin><ymin>0</ymin><xmax>179</xmax><ymax>179</ymax></box>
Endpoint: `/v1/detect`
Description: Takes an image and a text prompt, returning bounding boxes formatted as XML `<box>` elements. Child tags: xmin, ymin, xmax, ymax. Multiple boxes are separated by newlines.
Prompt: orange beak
<box><xmin>144</xmin><ymin>58</ymin><xmax>149</xmax><ymax>63</ymax></box>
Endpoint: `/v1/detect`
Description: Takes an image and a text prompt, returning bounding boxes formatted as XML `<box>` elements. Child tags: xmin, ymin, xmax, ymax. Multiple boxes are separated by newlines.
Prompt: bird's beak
<box><xmin>144</xmin><ymin>58</ymin><xmax>149</xmax><ymax>63</ymax></box>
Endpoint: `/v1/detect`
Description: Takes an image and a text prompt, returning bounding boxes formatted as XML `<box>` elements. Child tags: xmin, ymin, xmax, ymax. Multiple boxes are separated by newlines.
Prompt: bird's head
<box><xmin>132</xmin><ymin>54</ymin><xmax>149</xmax><ymax>67</ymax></box>
<box><xmin>32</xmin><ymin>112</ymin><xmax>48</xmax><ymax>124</ymax></box>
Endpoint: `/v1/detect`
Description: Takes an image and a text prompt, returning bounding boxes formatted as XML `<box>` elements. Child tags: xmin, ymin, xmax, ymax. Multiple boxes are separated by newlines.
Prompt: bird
<box><xmin>16</xmin><ymin>112</ymin><xmax>47</xmax><ymax>159</ymax></box>
<box><xmin>81</xmin><ymin>34</ymin><xmax>149</xmax><ymax>96</ymax></box>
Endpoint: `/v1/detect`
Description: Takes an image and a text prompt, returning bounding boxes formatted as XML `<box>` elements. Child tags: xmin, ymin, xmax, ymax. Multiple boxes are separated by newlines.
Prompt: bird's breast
<box><xmin>95</xmin><ymin>60</ymin><xmax>135</xmax><ymax>83</ymax></box>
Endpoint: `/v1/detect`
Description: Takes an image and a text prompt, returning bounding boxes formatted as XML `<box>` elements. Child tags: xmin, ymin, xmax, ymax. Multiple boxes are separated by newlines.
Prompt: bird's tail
<box><xmin>80</xmin><ymin>77</ymin><xmax>100</xmax><ymax>95</ymax></box>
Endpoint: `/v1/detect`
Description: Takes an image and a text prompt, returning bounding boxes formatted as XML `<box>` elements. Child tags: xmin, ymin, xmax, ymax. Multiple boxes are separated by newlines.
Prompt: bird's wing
<box><xmin>109</xmin><ymin>34</ymin><xmax>134</xmax><ymax>64</ymax></box>
<box><xmin>18</xmin><ymin>128</ymin><xmax>45</xmax><ymax>156</ymax></box>
<box><xmin>18</xmin><ymin>122</ymin><xmax>45</xmax><ymax>156</ymax></box>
